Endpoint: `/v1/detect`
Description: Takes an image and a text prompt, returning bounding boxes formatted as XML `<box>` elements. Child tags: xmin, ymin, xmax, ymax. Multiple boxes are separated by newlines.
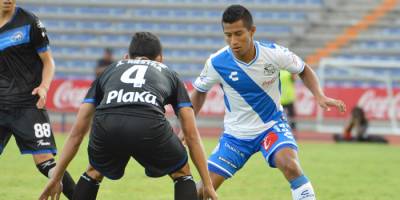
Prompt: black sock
<box><xmin>174</xmin><ymin>175</ymin><xmax>198</xmax><ymax>200</ymax></box>
<box><xmin>72</xmin><ymin>172</ymin><xmax>101</xmax><ymax>200</ymax></box>
<box><xmin>36</xmin><ymin>159</ymin><xmax>76</xmax><ymax>199</ymax></box>
<box><xmin>62</xmin><ymin>171</ymin><xmax>76</xmax><ymax>199</ymax></box>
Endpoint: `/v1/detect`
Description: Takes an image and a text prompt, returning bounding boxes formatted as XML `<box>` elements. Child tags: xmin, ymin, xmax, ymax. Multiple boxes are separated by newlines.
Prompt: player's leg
<box><xmin>169</xmin><ymin>162</ymin><xmax>198</xmax><ymax>200</ymax></box>
<box><xmin>134</xmin><ymin>132</ymin><xmax>198</xmax><ymax>200</ymax></box>
<box><xmin>197</xmin><ymin>133</ymin><xmax>253</xmax><ymax>198</ymax></box>
<box><xmin>274</xmin><ymin>148</ymin><xmax>316</xmax><ymax>200</ymax></box>
<box><xmin>0</xmin><ymin>125</ymin><xmax>12</xmax><ymax>155</ymax></box>
<box><xmin>72</xmin><ymin>164</ymin><xmax>104</xmax><ymax>200</ymax></box>
<box><xmin>11</xmin><ymin>108</ymin><xmax>76</xmax><ymax>199</ymax></box>
<box><xmin>0</xmin><ymin>109</ymin><xmax>14</xmax><ymax>155</ymax></box>
<box><xmin>130</xmin><ymin>117</ymin><xmax>201</xmax><ymax>200</ymax></box>
<box><xmin>260</xmin><ymin>120</ymin><xmax>316</xmax><ymax>200</ymax></box>
<box><xmin>33</xmin><ymin>153</ymin><xmax>76</xmax><ymax>199</ymax></box>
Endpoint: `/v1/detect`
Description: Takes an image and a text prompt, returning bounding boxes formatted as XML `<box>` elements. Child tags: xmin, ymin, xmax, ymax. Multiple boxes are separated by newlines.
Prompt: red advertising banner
<box><xmin>296</xmin><ymin>85</ymin><xmax>400</xmax><ymax>120</ymax></box>
<box><xmin>46</xmin><ymin>79</ymin><xmax>92</xmax><ymax>112</ymax></box>
<box><xmin>46</xmin><ymin>79</ymin><xmax>400</xmax><ymax>120</ymax></box>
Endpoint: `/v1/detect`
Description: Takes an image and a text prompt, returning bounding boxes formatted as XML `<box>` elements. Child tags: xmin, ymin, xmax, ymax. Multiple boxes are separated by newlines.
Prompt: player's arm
<box><xmin>191</xmin><ymin>58</ymin><xmax>219</xmax><ymax>116</ymax></box>
<box><xmin>39</xmin><ymin>103</ymin><xmax>95</xmax><ymax>200</ymax></box>
<box><xmin>178</xmin><ymin>107</ymin><xmax>218</xmax><ymax>199</ymax></box>
<box><xmin>190</xmin><ymin>90</ymin><xmax>207</xmax><ymax>116</ymax></box>
<box><xmin>29</xmin><ymin>15</ymin><xmax>55</xmax><ymax>109</ymax></box>
<box><xmin>299</xmin><ymin>64</ymin><xmax>346</xmax><ymax>112</ymax></box>
<box><xmin>31</xmin><ymin>49</ymin><xmax>55</xmax><ymax>109</ymax></box>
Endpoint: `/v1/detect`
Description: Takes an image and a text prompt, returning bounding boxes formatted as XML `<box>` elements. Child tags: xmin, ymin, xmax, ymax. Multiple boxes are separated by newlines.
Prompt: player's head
<box><xmin>221</xmin><ymin>4</ymin><xmax>256</xmax><ymax>57</ymax></box>
<box><xmin>1</xmin><ymin>0</ymin><xmax>16</xmax><ymax>13</ymax></box>
<box><xmin>128</xmin><ymin>32</ymin><xmax>162</xmax><ymax>62</ymax></box>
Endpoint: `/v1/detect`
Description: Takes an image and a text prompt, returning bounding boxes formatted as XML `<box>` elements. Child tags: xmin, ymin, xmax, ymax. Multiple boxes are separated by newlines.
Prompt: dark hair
<box><xmin>129</xmin><ymin>32</ymin><xmax>162</xmax><ymax>60</ymax></box>
<box><xmin>222</xmin><ymin>4</ymin><xmax>253</xmax><ymax>30</ymax></box>
<box><xmin>105</xmin><ymin>47</ymin><xmax>113</xmax><ymax>54</ymax></box>
<box><xmin>351</xmin><ymin>106</ymin><xmax>368</xmax><ymax>126</ymax></box>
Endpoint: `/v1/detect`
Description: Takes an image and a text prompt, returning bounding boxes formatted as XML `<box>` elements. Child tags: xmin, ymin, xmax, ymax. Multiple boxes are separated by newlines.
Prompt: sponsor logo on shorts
<box><xmin>37</xmin><ymin>139</ymin><xmax>51</xmax><ymax>147</ymax></box>
<box><xmin>106</xmin><ymin>89</ymin><xmax>158</xmax><ymax>106</ymax></box>
<box><xmin>262</xmin><ymin>132</ymin><xmax>278</xmax><ymax>152</ymax></box>
<box><xmin>224</xmin><ymin>143</ymin><xmax>245</xmax><ymax>158</ymax></box>
<box><xmin>218</xmin><ymin>156</ymin><xmax>237</xmax><ymax>169</ymax></box>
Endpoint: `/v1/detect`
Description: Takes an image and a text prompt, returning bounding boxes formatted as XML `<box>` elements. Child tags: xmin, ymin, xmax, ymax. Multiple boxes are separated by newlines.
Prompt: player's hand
<box><xmin>32</xmin><ymin>85</ymin><xmax>48</xmax><ymax>109</ymax></box>
<box><xmin>202</xmin><ymin>185</ymin><xmax>218</xmax><ymax>200</ymax></box>
<box><xmin>38</xmin><ymin>179</ymin><xmax>62</xmax><ymax>200</ymax></box>
<box><xmin>316</xmin><ymin>96</ymin><xmax>346</xmax><ymax>113</ymax></box>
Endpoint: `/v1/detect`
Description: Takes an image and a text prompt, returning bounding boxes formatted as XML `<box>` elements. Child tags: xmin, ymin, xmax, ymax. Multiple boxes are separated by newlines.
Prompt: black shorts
<box><xmin>88</xmin><ymin>113</ymin><xmax>188</xmax><ymax>180</ymax></box>
<box><xmin>0</xmin><ymin>108</ymin><xmax>57</xmax><ymax>155</ymax></box>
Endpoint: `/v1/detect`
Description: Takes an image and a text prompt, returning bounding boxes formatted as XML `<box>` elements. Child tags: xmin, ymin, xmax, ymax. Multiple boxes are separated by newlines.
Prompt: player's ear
<box><xmin>250</xmin><ymin>25</ymin><xmax>256</xmax><ymax>37</ymax></box>
<box><xmin>123</xmin><ymin>53</ymin><xmax>129</xmax><ymax>60</ymax></box>
<box><xmin>155</xmin><ymin>54</ymin><xmax>163</xmax><ymax>63</ymax></box>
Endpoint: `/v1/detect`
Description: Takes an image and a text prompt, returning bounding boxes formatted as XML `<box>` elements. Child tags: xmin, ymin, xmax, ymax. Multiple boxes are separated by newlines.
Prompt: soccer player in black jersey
<box><xmin>0</xmin><ymin>0</ymin><xmax>76</xmax><ymax>199</ymax></box>
<box><xmin>39</xmin><ymin>32</ymin><xmax>218</xmax><ymax>200</ymax></box>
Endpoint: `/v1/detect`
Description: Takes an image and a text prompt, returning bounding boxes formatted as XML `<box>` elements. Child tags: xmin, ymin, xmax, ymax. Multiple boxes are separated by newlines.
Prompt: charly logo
<box><xmin>11</xmin><ymin>31</ymin><xmax>24</xmax><ymax>42</ymax></box>
<box><xmin>264</xmin><ymin>64</ymin><xmax>276</xmax><ymax>76</ymax></box>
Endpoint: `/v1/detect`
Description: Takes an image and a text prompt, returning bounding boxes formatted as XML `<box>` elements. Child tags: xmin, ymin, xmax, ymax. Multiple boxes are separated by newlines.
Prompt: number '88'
<box><xmin>34</xmin><ymin>123</ymin><xmax>51</xmax><ymax>138</ymax></box>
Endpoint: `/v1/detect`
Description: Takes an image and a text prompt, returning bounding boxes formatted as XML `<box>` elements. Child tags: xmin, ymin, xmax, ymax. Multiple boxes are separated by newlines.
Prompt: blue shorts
<box><xmin>208</xmin><ymin>120</ymin><xmax>297</xmax><ymax>179</ymax></box>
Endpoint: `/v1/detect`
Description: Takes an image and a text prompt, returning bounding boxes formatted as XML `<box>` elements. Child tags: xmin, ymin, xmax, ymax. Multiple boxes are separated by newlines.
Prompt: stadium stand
<box><xmin>19</xmin><ymin>0</ymin><xmax>324</xmax><ymax>78</ymax></box>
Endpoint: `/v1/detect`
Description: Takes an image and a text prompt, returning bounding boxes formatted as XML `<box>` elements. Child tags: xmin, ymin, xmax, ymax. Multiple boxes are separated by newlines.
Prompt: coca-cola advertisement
<box><xmin>295</xmin><ymin>85</ymin><xmax>400</xmax><ymax>120</ymax></box>
<box><xmin>46</xmin><ymin>79</ymin><xmax>400</xmax><ymax>120</ymax></box>
<box><xmin>46</xmin><ymin>79</ymin><xmax>92</xmax><ymax>112</ymax></box>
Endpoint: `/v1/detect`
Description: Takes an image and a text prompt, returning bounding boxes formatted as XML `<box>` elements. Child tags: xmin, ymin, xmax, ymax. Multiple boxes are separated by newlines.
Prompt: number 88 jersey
<box><xmin>83</xmin><ymin>59</ymin><xmax>192</xmax><ymax>118</ymax></box>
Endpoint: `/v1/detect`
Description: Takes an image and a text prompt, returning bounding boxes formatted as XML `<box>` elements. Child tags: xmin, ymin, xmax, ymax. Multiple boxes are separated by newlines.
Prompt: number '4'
<box><xmin>121</xmin><ymin>65</ymin><xmax>148</xmax><ymax>88</ymax></box>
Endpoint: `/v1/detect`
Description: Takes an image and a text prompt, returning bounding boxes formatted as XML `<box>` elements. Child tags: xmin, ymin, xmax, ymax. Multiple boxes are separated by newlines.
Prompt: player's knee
<box><xmin>279</xmin><ymin>158</ymin><xmax>302</xmax><ymax>177</ymax></box>
<box><xmin>86</xmin><ymin>166</ymin><xmax>104</xmax><ymax>182</ymax></box>
<box><xmin>169</xmin><ymin>162</ymin><xmax>191</xmax><ymax>180</ymax></box>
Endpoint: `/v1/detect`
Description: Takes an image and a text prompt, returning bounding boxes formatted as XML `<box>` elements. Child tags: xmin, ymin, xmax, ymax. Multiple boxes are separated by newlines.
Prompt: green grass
<box><xmin>1</xmin><ymin>134</ymin><xmax>399</xmax><ymax>200</ymax></box>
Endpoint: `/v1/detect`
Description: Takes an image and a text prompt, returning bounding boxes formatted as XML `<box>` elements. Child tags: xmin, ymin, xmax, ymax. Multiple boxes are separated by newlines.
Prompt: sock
<box><xmin>36</xmin><ymin>159</ymin><xmax>76</xmax><ymax>199</ymax></box>
<box><xmin>290</xmin><ymin>175</ymin><xmax>316</xmax><ymax>200</ymax></box>
<box><xmin>72</xmin><ymin>172</ymin><xmax>101</xmax><ymax>200</ymax></box>
<box><xmin>174</xmin><ymin>175</ymin><xmax>198</xmax><ymax>200</ymax></box>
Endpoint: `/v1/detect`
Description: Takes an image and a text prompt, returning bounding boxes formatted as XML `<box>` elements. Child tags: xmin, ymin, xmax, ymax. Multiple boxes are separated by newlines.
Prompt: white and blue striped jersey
<box><xmin>193</xmin><ymin>41</ymin><xmax>305</xmax><ymax>139</ymax></box>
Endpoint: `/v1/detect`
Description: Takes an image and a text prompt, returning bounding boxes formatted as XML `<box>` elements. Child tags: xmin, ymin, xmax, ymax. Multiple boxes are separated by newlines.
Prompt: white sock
<box><xmin>291</xmin><ymin>182</ymin><xmax>316</xmax><ymax>200</ymax></box>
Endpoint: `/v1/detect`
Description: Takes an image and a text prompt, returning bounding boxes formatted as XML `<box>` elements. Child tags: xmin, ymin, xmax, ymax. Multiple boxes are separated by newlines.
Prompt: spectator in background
<box><xmin>95</xmin><ymin>47</ymin><xmax>114</xmax><ymax>78</ymax></box>
<box><xmin>280</xmin><ymin>70</ymin><xmax>297</xmax><ymax>132</ymax></box>
<box><xmin>334</xmin><ymin>106</ymin><xmax>388</xmax><ymax>143</ymax></box>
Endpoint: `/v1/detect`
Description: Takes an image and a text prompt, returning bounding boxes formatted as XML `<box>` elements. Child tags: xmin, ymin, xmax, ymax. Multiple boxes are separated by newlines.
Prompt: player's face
<box><xmin>0</xmin><ymin>0</ymin><xmax>15</xmax><ymax>13</ymax></box>
<box><xmin>223</xmin><ymin>20</ymin><xmax>255</xmax><ymax>58</ymax></box>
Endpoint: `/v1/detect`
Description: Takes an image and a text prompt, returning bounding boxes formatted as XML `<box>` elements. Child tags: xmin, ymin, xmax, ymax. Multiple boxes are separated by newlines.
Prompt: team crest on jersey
<box><xmin>264</xmin><ymin>64</ymin><xmax>276</xmax><ymax>76</ymax></box>
<box><xmin>11</xmin><ymin>31</ymin><xmax>24</xmax><ymax>42</ymax></box>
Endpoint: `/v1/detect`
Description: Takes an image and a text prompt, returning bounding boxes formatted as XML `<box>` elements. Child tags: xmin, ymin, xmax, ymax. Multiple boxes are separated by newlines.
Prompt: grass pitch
<box><xmin>0</xmin><ymin>134</ymin><xmax>399</xmax><ymax>200</ymax></box>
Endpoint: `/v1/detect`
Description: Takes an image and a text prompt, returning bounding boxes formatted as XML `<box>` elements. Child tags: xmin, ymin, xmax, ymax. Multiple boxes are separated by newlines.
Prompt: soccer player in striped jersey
<box><xmin>192</xmin><ymin>5</ymin><xmax>346</xmax><ymax>200</ymax></box>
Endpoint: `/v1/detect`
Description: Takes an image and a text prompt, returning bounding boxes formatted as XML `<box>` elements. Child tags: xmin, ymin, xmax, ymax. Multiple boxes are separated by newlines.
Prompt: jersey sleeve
<box><xmin>83</xmin><ymin>78</ymin><xmax>103</xmax><ymax>106</ymax></box>
<box><xmin>169</xmin><ymin>72</ymin><xmax>192</xmax><ymax>114</ymax></box>
<box><xmin>30</xmin><ymin>15</ymin><xmax>50</xmax><ymax>53</ymax></box>
<box><xmin>193</xmin><ymin>58</ymin><xmax>220</xmax><ymax>92</ymax></box>
<box><xmin>274</xmin><ymin>45</ymin><xmax>305</xmax><ymax>74</ymax></box>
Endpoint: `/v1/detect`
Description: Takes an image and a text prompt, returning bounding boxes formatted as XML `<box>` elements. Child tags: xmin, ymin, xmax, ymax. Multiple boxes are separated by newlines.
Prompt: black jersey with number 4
<box><xmin>84</xmin><ymin>59</ymin><xmax>192</xmax><ymax>118</ymax></box>
<box><xmin>0</xmin><ymin>7</ymin><xmax>50</xmax><ymax>108</ymax></box>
